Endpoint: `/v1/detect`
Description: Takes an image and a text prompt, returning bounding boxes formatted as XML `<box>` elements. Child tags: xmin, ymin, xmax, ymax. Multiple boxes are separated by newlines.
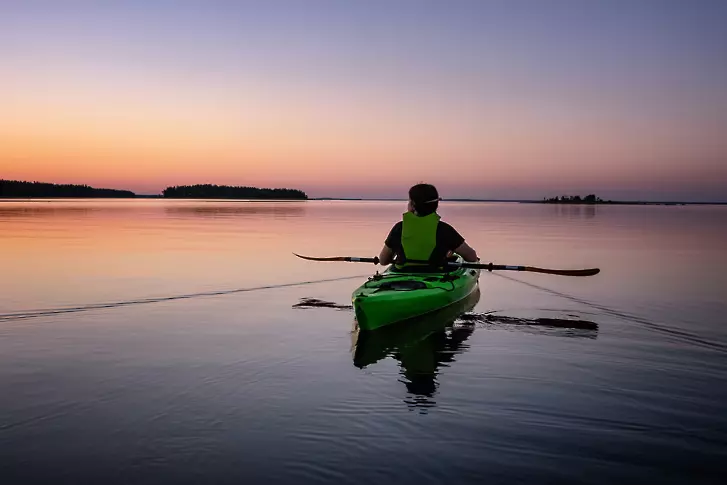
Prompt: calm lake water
<box><xmin>1</xmin><ymin>199</ymin><xmax>726</xmax><ymax>484</ymax></box>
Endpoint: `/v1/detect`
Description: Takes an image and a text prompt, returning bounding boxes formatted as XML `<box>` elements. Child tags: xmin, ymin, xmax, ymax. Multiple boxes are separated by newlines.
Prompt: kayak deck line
<box><xmin>361</xmin><ymin>272</ymin><xmax>463</xmax><ymax>294</ymax></box>
<box><xmin>0</xmin><ymin>274</ymin><xmax>371</xmax><ymax>322</ymax></box>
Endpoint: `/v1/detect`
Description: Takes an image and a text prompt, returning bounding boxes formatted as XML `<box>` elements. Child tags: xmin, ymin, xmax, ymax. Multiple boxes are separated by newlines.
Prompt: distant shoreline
<box><xmin>162</xmin><ymin>184</ymin><xmax>307</xmax><ymax>200</ymax></box>
<box><xmin>311</xmin><ymin>198</ymin><xmax>726</xmax><ymax>205</ymax></box>
<box><xmin>0</xmin><ymin>180</ymin><xmax>308</xmax><ymax>201</ymax></box>
<box><xmin>538</xmin><ymin>200</ymin><xmax>689</xmax><ymax>206</ymax></box>
<box><xmin>0</xmin><ymin>180</ymin><xmax>135</xmax><ymax>198</ymax></box>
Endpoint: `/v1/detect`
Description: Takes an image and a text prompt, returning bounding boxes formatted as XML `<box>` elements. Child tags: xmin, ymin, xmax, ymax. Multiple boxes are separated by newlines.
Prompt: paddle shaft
<box><xmin>293</xmin><ymin>253</ymin><xmax>599</xmax><ymax>277</ymax></box>
<box><xmin>399</xmin><ymin>260</ymin><xmax>598</xmax><ymax>276</ymax></box>
<box><xmin>451</xmin><ymin>262</ymin><xmax>600</xmax><ymax>277</ymax></box>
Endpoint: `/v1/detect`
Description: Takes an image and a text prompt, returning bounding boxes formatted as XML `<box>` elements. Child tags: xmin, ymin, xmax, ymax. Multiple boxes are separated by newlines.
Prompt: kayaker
<box><xmin>378</xmin><ymin>183</ymin><xmax>478</xmax><ymax>268</ymax></box>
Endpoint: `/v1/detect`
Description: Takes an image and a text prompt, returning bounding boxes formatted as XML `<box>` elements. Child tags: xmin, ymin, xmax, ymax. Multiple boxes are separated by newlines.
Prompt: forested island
<box><xmin>542</xmin><ymin>194</ymin><xmax>604</xmax><ymax>204</ymax></box>
<box><xmin>541</xmin><ymin>194</ymin><xmax>686</xmax><ymax>205</ymax></box>
<box><xmin>0</xmin><ymin>180</ymin><xmax>308</xmax><ymax>200</ymax></box>
<box><xmin>0</xmin><ymin>179</ymin><xmax>136</xmax><ymax>198</ymax></box>
<box><xmin>162</xmin><ymin>184</ymin><xmax>308</xmax><ymax>200</ymax></box>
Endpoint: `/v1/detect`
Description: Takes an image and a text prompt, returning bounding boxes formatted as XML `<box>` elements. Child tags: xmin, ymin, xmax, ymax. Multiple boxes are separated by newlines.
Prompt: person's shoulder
<box><xmin>438</xmin><ymin>219</ymin><xmax>452</xmax><ymax>227</ymax></box>
<box><xmin>387</xmin><ymin>221</ymin><xmax>403</xmax><ymax>237</ymax></box>
<box><xmin>437</xmin><ymin>220</ymin><xmax>457</xmax><ymax>232</ymax></box>
<box><xmin>437</xmin><ymin>220</ymin><xmax>464</xmax><ymax>240</ymax></box>
<box><xmin>385</xmin><ymin>221</ymin><xmax>403</xmax><ymax>247</ymax></box>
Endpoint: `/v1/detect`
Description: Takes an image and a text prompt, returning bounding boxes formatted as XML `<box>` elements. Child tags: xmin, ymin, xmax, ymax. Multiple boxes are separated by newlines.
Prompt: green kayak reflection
<box><xmin>352</xmin><ymin>289</ymin><xmax>482</xmax><ymax>408</ymax></box>
<box><xmin>350</xmin><ymin>289</ymin><xmax>599</xmax><ymax>409</ymax></box>
<box><xmin>294</xmin><ymin>292</ymin><xmax>598</xmax><ymax>408</ymax></box>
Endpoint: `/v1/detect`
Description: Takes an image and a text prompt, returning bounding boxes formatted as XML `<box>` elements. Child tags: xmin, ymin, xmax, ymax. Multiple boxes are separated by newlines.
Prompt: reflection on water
<box><xmin>0</xmin><ymin>205</ymin><xmax>96</xmax><ymax>218</ymax></box>
<box><xmin>0</xmin><ymin>199</ymin><xmax>307</xmax><ymax>220</ymax></box>
<box><xmin>164</xmin><ymin>203</ymin><xmax>306</xmax><ymax>218</ymax></box>
<box><xmin>352</xmin><ymin>290</ymin><xmax>481</xmax><ymax>410</ymax></box>
<box><xmin>460</xmin><ymin>311</ymin><xmax>599</xmax><ymax>339</ymax></box>
<box><xmin>292</xmin><ymin>297</ymin><xmax>353</xmax><ymax>310</ymax></box>
<box><xmin>0</xmin><ymin>200</ymin><xmax>726</xmax><ymax>483</ymax></box>
<box><xmin>352</xmin><ymin>290</ymin><xmax>601</xmax><ymax>410</ymax></box>
<box><xmin>551</xmin><ymin>204</ymin><xmax>597</xmax><ymax>219</ymax></box>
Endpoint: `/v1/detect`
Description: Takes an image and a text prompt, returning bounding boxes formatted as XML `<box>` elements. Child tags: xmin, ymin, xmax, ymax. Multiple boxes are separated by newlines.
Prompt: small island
<box><xmin>541</xmin><ymin>194</ymin><xmax>686</xmax><ymax>206</ymax></box>
<box><xmin>542</xmin><ymin>194</ymin><xmax>603</xmax><ymax>204</ymax></box>
<box><xmin>162</xmin><ymin>184</ymin><xmax>308</xmax><ymax>200</ymax></box>
<box><xmin>0</xmin><ymin>179</ymin><xmax>136</xmax><ymax>198</ymax></box>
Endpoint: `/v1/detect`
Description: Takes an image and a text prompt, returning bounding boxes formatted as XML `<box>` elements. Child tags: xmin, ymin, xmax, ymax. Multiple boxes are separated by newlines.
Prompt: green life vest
<box><xmin>398</xmin><ymin>211</ymin><xmax>440</xmax><ymax>268</ymax></box>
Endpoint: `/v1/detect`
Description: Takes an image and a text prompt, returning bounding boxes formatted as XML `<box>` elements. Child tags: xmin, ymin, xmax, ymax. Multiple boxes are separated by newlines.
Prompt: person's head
<box><xmin>408</xmin><ymin>183</ymin><xmax>440</xmax><ymax>216</ymax></box>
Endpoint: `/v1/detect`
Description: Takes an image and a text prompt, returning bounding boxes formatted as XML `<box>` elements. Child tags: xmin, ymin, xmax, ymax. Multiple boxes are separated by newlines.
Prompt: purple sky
<box><xmin>2</xmin><ymin>0</ymin><xmax>726</xmax><ymax>201</ymax></box>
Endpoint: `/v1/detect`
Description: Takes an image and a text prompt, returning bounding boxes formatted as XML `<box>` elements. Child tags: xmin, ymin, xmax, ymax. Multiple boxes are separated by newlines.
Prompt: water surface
<box><xmin>1</xmin><ymin>199</ymin><xmax>726</xmax><ymax>484</ymax></box>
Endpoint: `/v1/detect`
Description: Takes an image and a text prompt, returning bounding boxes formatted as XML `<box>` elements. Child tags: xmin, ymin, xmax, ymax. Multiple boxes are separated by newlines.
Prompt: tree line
<box><xmin>542</xmin><ymin>194</ymin><xmax>605</xmax><ymax>204</ymax></box>
<box><xmin>0</xmin><ymin>180</ymin><xmax>135</xmax><ymax>198</ymax></box>
<box><xmin>1</xmin><ymin>180</ymin><xmax>308</xmax><ymax>199</ymax></box>
<box><xmin>162</xmin><ymin>184</ymin><xmax>308</xmax><ymax>200</ymax></box>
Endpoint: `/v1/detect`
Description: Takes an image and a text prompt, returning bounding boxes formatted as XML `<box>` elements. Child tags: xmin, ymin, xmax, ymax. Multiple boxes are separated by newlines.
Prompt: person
<box><xmin>378</xmin><ymin>183</ymin><xmax>478</xmax><ymax>269</ymax></box>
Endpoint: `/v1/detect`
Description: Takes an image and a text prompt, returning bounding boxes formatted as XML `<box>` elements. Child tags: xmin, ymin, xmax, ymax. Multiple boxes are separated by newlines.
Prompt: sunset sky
<box><xmin>2</xmin><ymin>1</ymin><xmax>726</xmax><ymax>201</ymax></box>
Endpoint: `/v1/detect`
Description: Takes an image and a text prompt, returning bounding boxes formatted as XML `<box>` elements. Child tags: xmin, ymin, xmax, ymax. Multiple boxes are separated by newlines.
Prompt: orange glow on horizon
<box><xmin>2</xmin><ymin>53</ymin><xmax>726</xmax><ymax>200</ymax></box>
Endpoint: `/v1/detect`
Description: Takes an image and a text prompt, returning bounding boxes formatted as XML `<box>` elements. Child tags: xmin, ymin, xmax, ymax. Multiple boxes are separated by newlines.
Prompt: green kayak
<box><xmin>352</xmin><ymin>287</ymin><xmax>481</xmax><ymax>368</ymax></box>
<box><xmin>352</xmin><ymin>256</ymin><xmax>481</xmax><ymax>331</ymax></box>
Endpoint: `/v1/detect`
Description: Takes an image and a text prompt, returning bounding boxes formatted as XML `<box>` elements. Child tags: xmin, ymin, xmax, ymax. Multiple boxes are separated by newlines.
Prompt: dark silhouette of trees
<box><xmin>1</xmin><ymin>180</ymin><xmax>307</xmax><ymax>199</ymax></box>
<box><xmin>543</xmin><ymin>194</ymin><xmax>604</xmax><ymax>204</ymax></box>
<box><xmin>162</xmin><ymin>184</ymin><xmax>308</xmax><ymax>200</ymax></box>
<box><xmin>0</xmin><ymin>180</ymin><xmax>135</xmax><ymax>198</ymax></box>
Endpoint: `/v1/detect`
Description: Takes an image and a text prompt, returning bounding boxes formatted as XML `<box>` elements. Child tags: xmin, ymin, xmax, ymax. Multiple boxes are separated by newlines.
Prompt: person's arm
<box><xmin>442</xmin><ymin>222</ymin><xmax>478</xmax><ymax>262</ymax></box>
<box><xmin>454</xmin><ymin>241</ymin><xmax>478</xmax><ymax>262</ymax></box>
<box><xmin>378</xmin><ymin>245</ymin><xmax>395</xmax><ymax>265</ymax></box>
<box><xmin>380</xmin><ymin>222</ymin><xmax>402</xmax><ymax>266</ymax></box>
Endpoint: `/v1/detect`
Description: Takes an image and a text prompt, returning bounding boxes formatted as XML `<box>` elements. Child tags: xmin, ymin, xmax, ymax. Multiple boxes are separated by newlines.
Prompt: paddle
<box><xmin>293</xmin><ymin>253</ymin><xmax>600</xmax><ymax>277</ymax></box>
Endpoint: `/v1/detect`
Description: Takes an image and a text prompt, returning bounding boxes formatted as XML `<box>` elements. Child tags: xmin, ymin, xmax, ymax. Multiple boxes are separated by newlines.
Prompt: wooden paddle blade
<box><xmin>293</xmin><ymin>253</ymin><xmax>349</xmax><ymax>261</ymax></box>
<box><xmin>293</xmin><ymin>253</ymin><xmax>380</xmax><ymax>264</ymax></box>
<box><xmin>523</xmin><ymin>266</ymin><xmax>600</xmax><ymax>277</ymax></box>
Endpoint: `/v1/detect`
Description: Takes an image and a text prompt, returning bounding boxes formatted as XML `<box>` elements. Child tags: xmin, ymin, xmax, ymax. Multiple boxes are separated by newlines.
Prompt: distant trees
<box><xmin>0</xmin><ymin>180</ymin><xmax>135</xmax><ymax>198</ymax></box>
<box><xmin>542</xmin><ymin>194</ymin><xmax>605</xmax><ymax>204</ymax></box>
<box><xmin>162</xmin><ymin>184</ymin><xmax>308</xmax><ymax>200</ymax></box>
<box><xmin>0</xmin><ymin>180</ymin><xmax>308</xmax><ymax>199</ymax></box>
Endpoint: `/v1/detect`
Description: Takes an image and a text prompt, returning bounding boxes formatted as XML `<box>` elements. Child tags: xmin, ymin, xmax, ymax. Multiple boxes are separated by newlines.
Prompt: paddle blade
<box><xmin>293</xmin><ymin>253</ymin><xmax>380</xmax><ymax>264</ymax></box>
<box><xmin>293</xmin><ymin>253</ymin><xmax>349</xmax><ymax>262</ymax></box>
<box><xmin>524</xmin><ymin>266</ymin><xmax>600</xmax><ymax>277</ymax></box>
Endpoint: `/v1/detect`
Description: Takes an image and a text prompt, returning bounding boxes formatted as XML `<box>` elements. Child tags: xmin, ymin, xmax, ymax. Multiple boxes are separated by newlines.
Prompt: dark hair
<box><xmin>409</xmin><ymin>183</ymin><xmax>439</xmax><ymax>216</ymax></box>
